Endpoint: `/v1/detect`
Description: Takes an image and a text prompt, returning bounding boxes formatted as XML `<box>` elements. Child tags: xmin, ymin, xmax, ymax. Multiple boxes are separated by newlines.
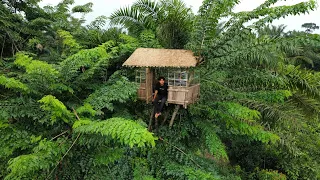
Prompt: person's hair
<box><xmin>158</xmin><ymin>76</ymin><xmax>165</xmax><ymax>81</ymax></box>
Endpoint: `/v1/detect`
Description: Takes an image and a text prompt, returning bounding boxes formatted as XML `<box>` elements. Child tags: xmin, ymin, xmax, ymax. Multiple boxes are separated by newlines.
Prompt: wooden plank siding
<box><xmin>167</xmin><ymin>84</ymin><xmax>200</xmax><ymax>108</ymax></box>
<box><xmin>137</xmin><ymin>84</ymin><xmax>200</xmax><ymax>108</ymax></box>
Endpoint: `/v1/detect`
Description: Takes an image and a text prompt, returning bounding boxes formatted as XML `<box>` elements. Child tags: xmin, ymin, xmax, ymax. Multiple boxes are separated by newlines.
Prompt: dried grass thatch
<box><xmin>122</xmin><ymin>48</ymin><xmax>197</xmax><ymax>68</ymax></box>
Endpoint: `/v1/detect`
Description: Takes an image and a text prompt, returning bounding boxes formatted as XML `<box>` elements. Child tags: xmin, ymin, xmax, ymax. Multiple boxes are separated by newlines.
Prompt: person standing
<box><xmin>153</xmin><ymin>77</ymin><xmax>168</xmax><ymax>118</ymax></box>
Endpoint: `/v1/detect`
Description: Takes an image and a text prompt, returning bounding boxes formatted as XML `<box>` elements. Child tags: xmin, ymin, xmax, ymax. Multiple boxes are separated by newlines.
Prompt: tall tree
<box><xmin>257</xmin><ymin>24</ymin><xmax>287</xmax><ymax>38</ymax></box>
<box><xmin>188</xmin><ymin>0</ymin><xmax>320</xmax><ymax>179</ymax></box>
<box><xmin>302</xmin><ymin>22</ymin><xmax>319</xmax><ymax>33</ymax></box>
<box><xmin>109</xmin><ymin>0</ymin><xmax>193</xmax><ymax>49</ymax></box>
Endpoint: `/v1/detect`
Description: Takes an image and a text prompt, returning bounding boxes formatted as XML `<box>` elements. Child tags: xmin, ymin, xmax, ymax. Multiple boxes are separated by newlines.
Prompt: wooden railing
<box><xmin>137</xmin><ymin>83</ymin><xmax>200</xmax><ymax>108</ymax></box>
<box><xmin>167</xmin><ymin>84</ymin><xmax>200</xmax><ymax>108</ymax></box>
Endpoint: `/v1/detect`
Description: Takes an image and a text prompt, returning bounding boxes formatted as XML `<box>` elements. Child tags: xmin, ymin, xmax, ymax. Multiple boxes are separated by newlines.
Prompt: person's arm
<box><xmin>153</xmin><ymin>90</ymin><xmax>158</xmax><ymax>101</ymax></box>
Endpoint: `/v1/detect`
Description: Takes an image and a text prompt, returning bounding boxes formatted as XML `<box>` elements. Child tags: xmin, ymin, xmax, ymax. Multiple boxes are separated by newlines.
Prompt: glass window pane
<box><xmin>176</xmin><ymin>72</ymin><xmax>181</xmax><ymax>80</ymax></box>
<box><xmin>169</xmin><ymin>80</ymin><xmax>174</xmax><ymax>86</ymax></box>
<box><xmin>181</xmin><ymin>71</ymin><xmax>187</xmax><ymax>80</ymax></box>
<box><xmin>168</xmin><ymin>72</ymin><xmax>174</xmax><ymax>79</ymax></box>
<box><xmin>175</xmin><ymin>80</ymin><xmax>181</xmax><ymax>86</ymax></box>
<box><xmin>181</xmin><ymin>80</ymin><xmax>187</xmax><ymax>86</ymax></box>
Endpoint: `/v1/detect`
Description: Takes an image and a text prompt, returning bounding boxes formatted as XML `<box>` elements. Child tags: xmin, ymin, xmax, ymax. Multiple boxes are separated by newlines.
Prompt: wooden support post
<box><xmin>169</xmin><ymin>105</ymin><xmax>180</xmax><ymax>128</ymax></box>
<box><xmin>148</xmin><ymin>107</ymin><xmax>155</xmax><ymax>131</ymax></box>
<box><xmin>155</xmin><ymin>113</ymin><xmax>159</xmax><ymax>131</ymax></box>
<box><xmin>162</xmin><ymin>110</ymin><xmax>170</xmax><ymax>126</ymax></box>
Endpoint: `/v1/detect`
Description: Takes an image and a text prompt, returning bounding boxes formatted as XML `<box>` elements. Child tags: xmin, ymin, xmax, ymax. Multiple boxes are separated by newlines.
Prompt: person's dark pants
<box><xmin>154</xmin><ymin>95</ymin><xmax>167</xmax><ymax>114</ymax></box>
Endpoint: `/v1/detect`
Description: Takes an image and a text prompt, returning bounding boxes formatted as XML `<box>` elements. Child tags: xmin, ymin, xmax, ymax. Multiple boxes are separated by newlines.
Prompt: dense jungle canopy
<box><xmin>1</xmin><ymin>0</ymin><xmax>320</xmax><ymax>179</ymax></box>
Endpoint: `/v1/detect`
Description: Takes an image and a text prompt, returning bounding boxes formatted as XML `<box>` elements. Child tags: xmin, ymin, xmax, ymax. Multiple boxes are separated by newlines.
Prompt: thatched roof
<box><xmin>122</xmin><ymin>48</ymin><xmax>197</xmax><ymax>68</ymax></box>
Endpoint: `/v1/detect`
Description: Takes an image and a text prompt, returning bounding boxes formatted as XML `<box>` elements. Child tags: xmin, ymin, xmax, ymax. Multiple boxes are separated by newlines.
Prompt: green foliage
<box><xmin>94</xmin><ymin>148</ymin><xmax>124</xmax><ymax>166</ymax></box>
<box><xmin>219</xmin><ymin>102</ymin><xmax>261</xmax><ymax>121</ymax></box>
<box><xmin>133</xmin><ymin>158</ymin><xmax>156</xmax><ymax>180</ymax></box>
<box><xmin>38</xmin><ymin>95</ymin><xmax>73</xmax><ymax>125</ymax></box>
<box><xmin>72</xmin><ymin>2</ymin><xmax>93</xmax><ymax>14</ymax></box>
<box><xmin>73</xmin><ymin>118</ymin><xmax>158</xmax><ymax>148</ymax></box>
<box><xmin>0</xmin><ymin>123</ymin><xmax>33</xmax><ymax>159</ymax></box>
<box><xmin>139</xmin><ymin>30</ymin><xmax>162</xmax><ymax>48</ymax></box>
<box><xmin>1</xmin><ymin>0</ymin><xmax>320</xmax><ymax>179</ymax></box>
<box><xmin>247</xmin><ymin>90</ymin><xmax>292</xmax><ymax>103</ymax></box>
<box><xmin>164</xmin><ymin>162</ymin><xmax>218</xmax><ymax>180</ymax></box>
<box><xmin>110</xmin><ymin>0</ymin><xmax>193</xmax><ymax>48</ymax></box>
<box><xmin>248</xmin><ymin>168</ymin><xmax>287</xmax><ymax>180</ymax></box>
<box><xmin>59</xmin><ymin>41</ymin><xmax>114</xmax><ymax>83</ymax></box>
<box><xmin>14</xmin><ymin>53</ymin><xmax>66</xmax><ymax>94</ymax></box>
<box><xmin>218</xmin><ymin>111</ymin><xmax>280</xmax><ymax>144</ymax></box>
<box><xmin>15</xmin><ymin>53</ymin><xmax>58</xmax><ymax>77</ymax></box>
<box><xmin>5</xmin><ymin>139</ymin><xmax>69</xmax><ymax>180</ymax></box>
<box><xmin>196</xmin><ymin>121</ymin><xmax>228</xmax><ymax>161</ymax></box>
<box><xmin>0</xmin><ymin>97</ymin><xmax>44</xmax><ymax>121</ymax></box>
<box><xmin>302</xmin><ymin>22</ymin><xmax>319</xmax><ymax>33</ymax></box>
<box><xmin>76</xmin><ymin>103</ymin><xmax>96</xmax><ymax>117</ymax></box>
<box><xmin>57</xmin><ymin>29</ymin><xmax>82</xmax><ymax>55</ymax></box>
<box><xmin>0</xmin><ymin>75</ymin><xmax>29</xmax><ymax>93</ymax></box>
<box><xmin>86</xmin><ymin>74</ymin><xmax>138</xmax><ymax>111</ymax></box>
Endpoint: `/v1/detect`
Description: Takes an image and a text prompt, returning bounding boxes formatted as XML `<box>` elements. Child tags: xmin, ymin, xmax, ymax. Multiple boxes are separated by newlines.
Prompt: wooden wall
<box><xmin>167</xmin><ymin>84</ymin><xmax>200</xmax><ymax>108</ymax></box>
<box><xmin>136</xmin><ymin>68</ymin><xmax>200</xmax><ymax>108</ymax></box>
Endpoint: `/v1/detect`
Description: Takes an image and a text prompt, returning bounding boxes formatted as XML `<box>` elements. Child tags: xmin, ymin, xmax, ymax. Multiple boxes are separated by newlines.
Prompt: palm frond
<box><xmin>109</xmin><ymin>6</ymin><xmax>146</xmax><ymax>31</ymax></box>
<box><xmin>133</xmin><ymin>0</ymin><xmax>160</xmax><ymax>18</ymax></box>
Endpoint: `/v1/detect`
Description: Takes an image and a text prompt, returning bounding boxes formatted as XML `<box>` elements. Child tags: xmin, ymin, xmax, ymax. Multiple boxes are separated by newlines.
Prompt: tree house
<box><xmin>123</xmin><ymin>48</ymin><xmax>200</xmax><ymax>109</ymax></box>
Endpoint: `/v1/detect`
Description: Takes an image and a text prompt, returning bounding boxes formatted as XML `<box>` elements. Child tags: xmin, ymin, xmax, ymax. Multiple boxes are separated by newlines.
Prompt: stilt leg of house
<box><xmin>162</xmin><ymin>110</ymin><xmax>170</xmax><ymax>126</ymax></box>
<box><xmin>169</xmin><ymin>105</ymin><xmax>180</xmax><ymax>128</ymax></box>
<box><xmin>155</xmin><ymin>117</ymin><xmax>159</xmax><ymax>132</ymax></box>
<box><xmin>148</xmin><ymin>107</ymin><xmax>155</xmax><ymax>131</ymax></box>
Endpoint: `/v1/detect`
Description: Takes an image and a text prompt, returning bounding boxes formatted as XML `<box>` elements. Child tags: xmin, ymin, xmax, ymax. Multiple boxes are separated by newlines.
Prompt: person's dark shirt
<box><xmin>155</xmin><ymin>82</ymin><xmax>168</xmax><ymax>96</ymax></box>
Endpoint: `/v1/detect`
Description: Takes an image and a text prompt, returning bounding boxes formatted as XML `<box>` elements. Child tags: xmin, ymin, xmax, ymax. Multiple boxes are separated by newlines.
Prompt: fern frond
<box><xmin>246</xmin><ymin>90</ymin><xmax>292</xmax><ymax>104</ymax></box>
<box><xmin>195</xmin><ymin>121</ymin><xmax>229</xmax><ymax>161</ymax></box>
<box><xmin>76</xmin><ymin>103</ymin><xmax>96</xmax><ymax>117</ymax></box>
<box><xmin>72</xmin><ymin>2</ymin><xmax>93</xmax><ymax>14</ymax></box>
<box><xmin>109</xmin><ymin>6</ymin><xmax>147</xmax><ymax>32</ymax></box>
<box><xmin>289</xmin><ymin>93</ymin><xmax>320</xmax><ymax>116</ymax></box>
<box><xmin>164</xmin><ymin>162</ymin><xmax>218</xmax><ymax>180</ymax></box>
<box><xmin>59</xmin><ymin>41</ymin><xmax>114</xmax><ymax>83</ymax></box>
<box><xmin>85</xmin><ymin>75</ymin><xmax>138</xmax><ymax>111</ymax></box>
<box><xmin>0</xmin><ymin>97</ymin><xmax>44</xmax><ymax>120</ymax></box>
<box><xmin>15</xmin><ymin>53</ymin><xmax>59</xmax><ymax>77</ymax></box>
<box><xmin>240</xmin><ymin>99</ymin><xmax>305</xmax><ymax>129</ymax></box>
<box><xmin>0</xmin><ymin>75</ymin><xmax>29</xmax><ymax>93</ymax></box>
<box><xmin>38</xmin><ymin>95</ymin><xmax>73</xmax><ymax>125</ymax></box>
<box><xmin>5</xmin><ymin>139</ymin><xmax>69</xmax><ymax>180</ymax></box>
<box><xmin>57</xmin><ymin>29</ymin><xmax>82</xmax><ymax>55</ymax></box>
<box><xmin>94</xmin><ymin>148</ymin><xmax>124</xmax><ymax>166</ymax></box>
<box><xmin>132</xmin><ymin>0</ymin><xmax>160</xmax><ymax>17</ymax></box>
<box><xmin>218</xmin><ymin>102</ymin><xmax>260</xmax><ymax>122</ymax></box>
<box><xmin>0</xmin><ymin>124</ymin><xmax>34</xmax><ymax>159</ymax></box>
<box><xmin>278</xmin><ymin>63</ymin><xmax>320</xmax><ymax>99</ymax></box>
<box><xmin>204</xmin><ymin>104</ymin><xmax>279</xmax><ymax>143</ymax></box>
<box><xmin>188</xmin><ymin>0</ymin><xmax>239</xmax><ymax>52</ymax></box>
<box><xmin>252</xmin><ymin>1</ymin><xmax>317</xmax><ymax>29</ymax></box>
<box><xmin>133</xmin><ymin>157</ymin><xmax>155</xmax><ymax>180</ymax></box>
<box><xmin>73</xmin><ymin>118</ymin><xmax>157</xmax><ymax>148</ymax></box>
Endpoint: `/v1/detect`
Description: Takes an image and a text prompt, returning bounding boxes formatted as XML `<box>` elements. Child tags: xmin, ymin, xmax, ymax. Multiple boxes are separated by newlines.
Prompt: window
<box><xmin>167</xmin><ymin>69</ymin><xmax>188</xmax><ymax>87</ymax></box>
<box><xmin>135</xmin><ymin>69</ymin><xmax>146</xmax><ymax>83</ymax></box>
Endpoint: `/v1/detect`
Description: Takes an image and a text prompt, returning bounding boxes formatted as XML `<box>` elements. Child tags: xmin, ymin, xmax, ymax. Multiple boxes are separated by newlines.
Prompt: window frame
<box><xmin>135</xmin><ymin>68</ymin><xmax>146</xmax><ymax>84</ymax></box>
<box><xmin>167</xmin><ymin>69</ymin><xmax>188</xmax><ymax>87</ymax></box>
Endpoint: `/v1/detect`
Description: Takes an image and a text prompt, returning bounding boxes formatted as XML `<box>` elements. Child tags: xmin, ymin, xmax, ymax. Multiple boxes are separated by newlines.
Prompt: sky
<box><xmin>39</xmin><ymin>0</ymin><xmax>320</xmax><ymax>33</ymax></box>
